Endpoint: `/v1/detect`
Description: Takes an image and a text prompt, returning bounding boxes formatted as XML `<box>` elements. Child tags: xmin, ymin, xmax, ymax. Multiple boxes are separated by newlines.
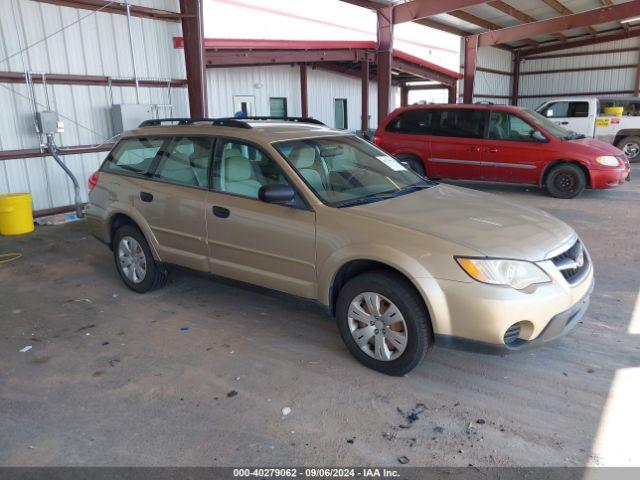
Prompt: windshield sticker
<box><xmin>377</xmin><ymin>155</ymin><xmax>407</xmax><ymax>171</ymax></box>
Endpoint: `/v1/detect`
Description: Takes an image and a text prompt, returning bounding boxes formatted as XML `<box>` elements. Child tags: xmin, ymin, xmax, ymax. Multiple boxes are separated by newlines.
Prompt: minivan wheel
<box><xmin>336</xmin><ymin>270</ymin><xmax>432</xmax><ymax>376</ymax></box>
<box><xmin>545</xmin><ymin>163</ymin><xmax>586</xmax><ymax>199</ymax></box>
<box><xmin>113</xmin><ymin>224</ymin><xmax>167</xmax><ymax>293</ymax></box>
<box><xmin>618</xmin><ymin>136</ymin><xmax>640</xmax><ymax>163</ymax></box>
<box><xmin>396</xmin><ymin>154</ymin><xmax>426</xmax><ymax>176</ymax></box>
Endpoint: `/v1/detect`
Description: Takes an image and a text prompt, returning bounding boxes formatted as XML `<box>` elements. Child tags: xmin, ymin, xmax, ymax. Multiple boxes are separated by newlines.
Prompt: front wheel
<box><xmin>396</xmin><ymin>154</ymin><xmax>426</xmax><ymax>176</ymax></box>
<box><xmin>545</xmin><ymin>163</ymin><xmax>586</xmax><ymax>199</ymax></box>
<box><xmin>336</xmin><ymin>271</ymin><xmax>432</xmax><ymax>376</ymax></box>
<box><xmin>617</xmin><ymin>136</ymin><xmax>640</xmax><ymax>163</ymax></box>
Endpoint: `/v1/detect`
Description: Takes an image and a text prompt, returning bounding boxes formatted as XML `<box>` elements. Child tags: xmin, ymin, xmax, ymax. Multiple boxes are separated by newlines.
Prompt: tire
<box><xmin>617</xmin><ymin>136</ymin><xmax>640</xmax><ymax>163</ymax></box>
<box><xmin>113</xmin><ymin>224</ymin><xmax>168</xmax><ymax>293</ymax></box>
<box><xmin>545</xmin><ymin>163</ymin><xmax>587</xmax><ymax>199</ymax></box>
<box><xmin>396</xmin><ymin>154</ymin><xmax>426</xmax><ymax>176</ymax></box>
<box><xmin>336</xmin><ymin>270</ymin><xmax>432</xmax><ymax>376</ymax></box>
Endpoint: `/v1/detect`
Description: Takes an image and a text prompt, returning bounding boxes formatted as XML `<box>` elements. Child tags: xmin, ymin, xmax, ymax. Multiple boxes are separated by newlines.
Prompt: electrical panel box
<box><xmin>111</xmin><ymin>104</ymin><xmax>155</xmax><ymax>134</ymax></box>
<box><xmin>36</xmin><ymin>111</ymin><xmax>63</xmax><ymax>134</ymax></box>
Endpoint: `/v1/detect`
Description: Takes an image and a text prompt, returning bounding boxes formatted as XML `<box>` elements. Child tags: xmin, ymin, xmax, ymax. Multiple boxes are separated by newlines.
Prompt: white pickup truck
<box><xmin>536</xmin><ymin>97</ymin><xmax>640</xmax><ymax>162</ymax></box>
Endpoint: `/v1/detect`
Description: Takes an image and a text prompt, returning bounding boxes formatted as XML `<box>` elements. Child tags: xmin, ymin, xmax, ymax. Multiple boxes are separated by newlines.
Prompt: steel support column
<box><xmin>512</xmin><ymin>52</ymin><xmax>521</xmax><ymax>105</ymax></box>
<box><xmin>400</xmin><ymin>85</ymin><xmax>409</xmax><ymax>107</ymax></box>
<box><xmin>376</xmin><ymin>6</ymin><xmax>393</xmax><ymax>126</ymax></box>
<box><xmin>448</xmin><ymin>83</ymin><xmax>457</xmax><ymax>104</ymax></box>
<box><xmin>361</xmin><ymin>59</ymin><xmax>370</xmax><ymax>131</ymax></box>
<box><xmin>300</xmin><ymin>64</ymin><xmax>309</xmax><ymax>117</ymax></box>
<box><xmin>180</xmin><ymin>0</ymin><xmax>207</xmax><ymax>117</ymax></box>
<box><xmin>463</xmin><ymin>35</ymin><xmax>478</xmax><ymax>104</ymax></box>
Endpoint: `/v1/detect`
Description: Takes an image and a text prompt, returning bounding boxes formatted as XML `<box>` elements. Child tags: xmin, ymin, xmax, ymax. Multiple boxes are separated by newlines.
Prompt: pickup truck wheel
<box><xmin>545</xmin><ymin>163</ymin><xmax>586</xmax><ymax>199</ymax></box>
<box><xmin>618</xmin><ymin>136</ymin><xmax>640</xmax><ymax>163</ymax></box>
<box><xmin>336</xmin><ymin>270</ymin><xmax>432</xmax><ymax>376</ymax></box>
<box><xmin>396</xmin><ymin>154</ymin><xmax>426</xmax><ymax>176</ymax></box>
<box><xmin>113</xmin><ymin>224</ymin><xmax>168</xmax><ymax>293</ymax></box>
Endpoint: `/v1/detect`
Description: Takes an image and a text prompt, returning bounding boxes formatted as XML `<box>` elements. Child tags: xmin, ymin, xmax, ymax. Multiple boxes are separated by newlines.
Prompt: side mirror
<box><xmin>531</xmin><ymin>130</ymin><xmax>547</xmax><ymax>142</ymax></box>
<box><xmin>258</xmin><ymin>184</ymin><xmax>295</xmax><ymax>205</ymax></box>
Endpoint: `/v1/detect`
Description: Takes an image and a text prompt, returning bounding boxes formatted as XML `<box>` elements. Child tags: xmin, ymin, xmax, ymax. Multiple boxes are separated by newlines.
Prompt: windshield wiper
<box><xmin>336</xmin><ymin>183</ymin><xmax>432</xmax><ymax>208</ymax></box>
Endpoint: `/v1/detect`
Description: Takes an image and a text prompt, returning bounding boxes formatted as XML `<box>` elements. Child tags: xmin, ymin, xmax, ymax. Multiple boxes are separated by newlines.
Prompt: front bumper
<box><xmin>434</xmin><ymin>281</ymin><xmax>593</xmax><ymax>355</ymax></box>
<box><xmin>590</xmin><ymin>166</ymin><xmax>630</xmax><ymax>189</ymax></box>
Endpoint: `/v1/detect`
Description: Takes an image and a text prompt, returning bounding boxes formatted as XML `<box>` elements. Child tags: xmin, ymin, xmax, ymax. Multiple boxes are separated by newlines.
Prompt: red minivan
<box><xmin>374</xmin><ymin>104</ymin><xmax>630</xmax><ymax>198</ymax></box>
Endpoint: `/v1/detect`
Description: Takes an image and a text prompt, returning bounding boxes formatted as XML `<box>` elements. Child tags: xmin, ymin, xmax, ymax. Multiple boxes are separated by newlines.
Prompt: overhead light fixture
<box><xmin>620</xmin><ymin>16</ymin><xmax>640</xmax><ymax>23</ymax></box>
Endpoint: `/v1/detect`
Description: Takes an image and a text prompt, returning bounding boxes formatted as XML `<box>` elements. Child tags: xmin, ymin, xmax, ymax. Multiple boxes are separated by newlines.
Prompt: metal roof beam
<box><xmin>449</xmin><ymin>10</ymin><xmax>539</xmax><ymax>46</ymax></box>
<box><xmin>540</xmin><ymin>0</ymin><xmax>598</xmax><ymax>36</ymax></box>
<box><xmin>392</xmin><ymin>0</ymin><xmax>488</xmax><ymax>24</ymax></box>
<box><xmin>478</xmin><ymin>2</ymin><xmax>640</xmax><ymax>46</ymax></box>
<box><xmin>205</xmin><ymin>49</ymin><xmax>366</xmax><ymax>67</ymax></box>
<box><xmin>488</xmin><ymin>1</ymin><xmax>567</xmax><ymax>41</ymax></box>
<box><xmin>28</xmin><ymin>0</ymin><xmax>181</xmax><ymax>22</ymax></box>
<box><xmin>520</xmin><ymin>27</ymin><xmax>640</xmax><ymax>57</ymax></box>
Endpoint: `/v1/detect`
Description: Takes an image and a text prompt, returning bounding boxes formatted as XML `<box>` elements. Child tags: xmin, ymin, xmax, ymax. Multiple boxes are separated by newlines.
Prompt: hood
<box><xmin>350</xmin><ymin>184</ymin><xmax>576</xmax><ymax>261</ymax></box>
<box><xmin>566</xmin><ymin>137</ymin><xmax>623</xmax><ymax>156</ymax></box>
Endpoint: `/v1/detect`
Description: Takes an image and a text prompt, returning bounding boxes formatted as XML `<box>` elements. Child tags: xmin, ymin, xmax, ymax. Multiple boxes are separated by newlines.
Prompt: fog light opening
<box><xmin>504</xmin><ymin>322</ymin><xmax>523</xmax><ymax>346</ymax></box>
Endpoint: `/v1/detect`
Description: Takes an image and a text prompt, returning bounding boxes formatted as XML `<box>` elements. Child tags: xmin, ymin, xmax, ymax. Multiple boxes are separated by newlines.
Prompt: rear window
<box><xmin>102</xmin><ymin>137</ymin><xmax>166</xmax><ymax>176</ymax></box>
<box><xmin>540</xmin><ymin>101</ymin><xmax>589</xmax><ymax>118</ymax></box>
<box><xmin>386</xmin><ymin>110</ymin><xmax>432</xmax><ymax>134</ymax></box>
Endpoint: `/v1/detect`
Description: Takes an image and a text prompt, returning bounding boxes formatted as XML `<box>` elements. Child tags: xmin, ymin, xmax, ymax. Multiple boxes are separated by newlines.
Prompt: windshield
<box><xmin>274</xmin><ymin>135</ymin><xmax>433</xmax><ymax>207</ymax></box>
<box><xmin>523</xmin><ymin>108</ymin><xmax>581</xmax><ymax>140</ymax></box>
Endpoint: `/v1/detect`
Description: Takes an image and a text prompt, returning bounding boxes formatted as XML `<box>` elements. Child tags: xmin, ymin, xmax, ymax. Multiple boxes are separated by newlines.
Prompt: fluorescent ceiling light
<box><xmin>620</xmin><ymin>16</ymin><xmax>640</xmax><ymax>23</ymax></box>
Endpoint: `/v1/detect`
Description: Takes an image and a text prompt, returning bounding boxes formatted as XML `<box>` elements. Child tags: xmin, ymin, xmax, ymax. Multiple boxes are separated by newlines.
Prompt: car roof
<box><xmin>397</xmin><ymin>103</ymin><xmax>527</xmax><ymax>112</ymax></box>
<box><xmin>123</xmin><ymin>119</ymin><xmax>348</xmax><ymax>144</ymax></box>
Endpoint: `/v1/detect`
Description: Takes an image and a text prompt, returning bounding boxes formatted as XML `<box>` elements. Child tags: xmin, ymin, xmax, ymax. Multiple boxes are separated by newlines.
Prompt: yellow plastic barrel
<box><xmin>604</xmin><ymin>106</ymin><xmax>624</xmax><ymax>116</ymax></box>
<box><xmin>0</xmin><ymin>193</ymin><xmax>34</xmax><ymax>235</ymax></box>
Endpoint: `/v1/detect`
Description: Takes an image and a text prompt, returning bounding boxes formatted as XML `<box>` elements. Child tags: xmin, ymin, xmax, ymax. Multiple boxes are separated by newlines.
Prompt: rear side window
<box><xmin>541</xmin><ymin>101</ymin><xmax>589</xmax><ymax>118</ymax></box>
<box><xmin>153</xmin><ymin>136</ymin><xmax>213</xmax><ymax>188</ymax></box>
<box><xmin>431</xmin><ymin>109</ymin><xmax>486</xmax><ymax>139</ymax></box>
<box><xmin>103</xmin><ymin>137</ymin><xmax>165</xmax><ymax>176</ymax></box>
<box><xmin>386</xmin><ymin>110</ymin><xmax>432</xmax><ymax>134</ymax></box>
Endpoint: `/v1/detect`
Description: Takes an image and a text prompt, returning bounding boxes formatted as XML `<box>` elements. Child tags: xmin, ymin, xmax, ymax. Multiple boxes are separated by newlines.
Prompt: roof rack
<box><xmin>235</xmin><ymin>116</ymin><xmax>326</xmax><ymax>126</ymax></box>
<box><xmin>138</xmin><ymin>118</ymin><xmax>252</xmax><ymax>129</ymax></box>
<box><xmin>474</xmin><ymin>101</ymin><xmax>495</xmax><ymax>105</ymax></box>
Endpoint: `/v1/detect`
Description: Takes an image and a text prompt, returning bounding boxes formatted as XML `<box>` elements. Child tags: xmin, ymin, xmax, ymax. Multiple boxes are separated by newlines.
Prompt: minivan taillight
<box><xmin>88</xmin><ymin>171</ymin><xmax>100</xmax><ymax>190</ymax></box>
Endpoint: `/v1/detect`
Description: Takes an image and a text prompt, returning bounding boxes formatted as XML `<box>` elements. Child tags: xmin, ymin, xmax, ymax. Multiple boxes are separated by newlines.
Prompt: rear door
<box><xmin>483</xmin><ymin>110</ymin><xmax>545</xmax><ymax>184</ymax></box>
<box><xmin>133</xmin><ymin>136</ymin><xmax>213</xmax><ymax>272</ymax></box>
<box><xmin>205</xmin><ymin>138</ymin><xmax>317</xmax><ymax>299</ymax></box>
<box><xmin>378</xmin><ymin>109</ymin><xmax>431</xmax><ymax>167</ymax></box>
<box><xmin>538</xmin><ymin>100</ymin><xmax>592</xmax><ymax>136</ymax></box>
<box><xmin>426</xmin><ymin>108</ymin><xmax>487</xmax><ymax>180</ymax></box>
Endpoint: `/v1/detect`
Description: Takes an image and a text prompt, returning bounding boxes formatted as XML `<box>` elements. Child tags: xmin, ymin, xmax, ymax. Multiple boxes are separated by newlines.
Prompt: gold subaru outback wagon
<box><xmin>86</xmin><ymin>117</ymin><xmax>594</xmax><ymax>375</ymax></box>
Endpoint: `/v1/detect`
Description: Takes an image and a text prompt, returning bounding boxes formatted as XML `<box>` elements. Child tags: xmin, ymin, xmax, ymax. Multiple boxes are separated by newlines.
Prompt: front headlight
<box><xmin>596</xmin><ymin>155</ymin><xmax>619</xmax><ymax>167</ymax></box>
<box><xmin>456</xmin><ymin>257</ymin><xmax>551</xmax><ymax>290</ymax></box>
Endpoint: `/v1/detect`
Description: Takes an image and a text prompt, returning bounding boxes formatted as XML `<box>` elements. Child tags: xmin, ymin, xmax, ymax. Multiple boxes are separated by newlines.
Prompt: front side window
<box><xmin>212</xmin><ymin>139</ymin><xmax>290</xmax><ymax>199</ymax></box>
<box><xmin>431</xmin><ymin>109</ymin><xmax>486</xmax><ymax>139</ymax></box>
<box><xmin>269</xmin><ymin>97</ymin><xmax>287</xmax><ymax>118</ymax></box>
<box><xmin>274</xmin><ymin>135</ymin><xmax>430</xmax><ymax>207</ymax></box>
<box><xmin>541</xmin><ymin>101</ymin><xmax>589</xmax><ymax>118</ymax></box>
<box><xmin>153</xmin><ymin>136</ymin><xmax>213</xmax><ymax>188</ymax></box>
<box><xmin>487</xmin><ymin>111</ymin><xmax>538</xmax><ymax>142</ymax></box>
<box><xmin>102</xmin><ymin>137</ymin><xmax>166</xmax><ymax>176</ymax></box>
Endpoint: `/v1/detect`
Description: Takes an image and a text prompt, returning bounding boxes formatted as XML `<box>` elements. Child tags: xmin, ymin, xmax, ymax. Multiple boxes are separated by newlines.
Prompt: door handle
<box><xmin>140</xmin><ymin>192</ymin><xmax>153</xmax><ymax>203</ymax></box>
<box><xmin>560</xmin><ymin>121</ymin><xmax>569</xmax><ymax>125</ymax></box>
<box><xmin>485</xmin><ymin>147</ymin><xmax>498</xmax><ymax>153</ymax></box>
<box><xmin>212</xmin><ymin>206</ymin><xmax>230</xmax><ymax>218</ymax></box>
<box><xmin>469</xmin><ymin>146</ymin><xmax>481</xmax><ymax>152</ymax></box>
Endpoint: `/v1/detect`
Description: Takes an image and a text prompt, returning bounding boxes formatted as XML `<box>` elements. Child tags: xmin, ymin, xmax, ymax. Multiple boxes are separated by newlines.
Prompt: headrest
<box><xmin>222</xmin><ymin>147</ymin><xmax>243</xmax><ymax>160</ymax></box>
<box><xmin>289</xmin><ymin>146</ymin><xmax>316</xmax><ymax>169</ymax></box>
<box><xmin>225</xmin><ymin>156</ymin><xmax>252</xmax><ymax>181</ymax></box>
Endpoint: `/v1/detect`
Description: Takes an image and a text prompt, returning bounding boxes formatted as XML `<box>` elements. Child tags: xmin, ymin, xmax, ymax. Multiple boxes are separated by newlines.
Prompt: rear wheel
<box><xmin>545</xmin><ymin>163</ymin><xmax>586</xmax><ymax>199</ymax></box>
<box><xmin>113</xmin><ymin>224</ymin><xmax>167</xmax><ymax>293</ymax></box>
<box><xmin>617</xmin><ymin>136</ymin><xmax>640</xmax><ymax>163</ymax></box>
<box><xmin>396</xmin><ymin>154</ymin><xmax>426</xmax><ymax>176</ymax></box>
<box><xmin>336</xmin><ymin>270</ymin><xmax>432</xmax><ymax>376</ymax></box>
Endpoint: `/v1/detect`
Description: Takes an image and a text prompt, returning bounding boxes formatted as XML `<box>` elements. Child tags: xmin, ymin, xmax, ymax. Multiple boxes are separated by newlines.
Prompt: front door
<box><xmin>483</xmin><ymin>110</ymin><xmax>544</xmax><ymax>184</ymax></box>
<box><xmin>205</xmin><ymin>138</ymin><xmax>317</xmax><ymax>298</ymax></box>
<box><xmin>426</xmin><ymin>108</ymin><xmax>487</xmax><ymax>180</ymax></box>
<box><xmin>539</xmin><ymin>101</ymin><xmax>591</xmax><ymax>136</ymax></box>
<box><xmin>233</xmin><ymin>95</ymin><xmax>255</xmax><ymax>117</ymax></box>
<box><xmin>133</xmin><ymin>135</ymin><xmax>213</xmax><ymax>271</ymax></box>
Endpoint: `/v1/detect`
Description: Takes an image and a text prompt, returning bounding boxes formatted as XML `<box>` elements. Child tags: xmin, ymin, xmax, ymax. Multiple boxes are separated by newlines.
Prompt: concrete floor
<box><xmin>1</xmin><ymin>169</ymin><xmax>639</xmax><ymax>467</ymax></box>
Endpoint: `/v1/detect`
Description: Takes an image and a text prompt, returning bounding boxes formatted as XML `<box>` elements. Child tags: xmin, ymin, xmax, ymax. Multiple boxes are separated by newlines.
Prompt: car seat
<box><xmin>289</xmin><ymin>146</ymin><xmax>325</xmax><ymax>191</ymax></box>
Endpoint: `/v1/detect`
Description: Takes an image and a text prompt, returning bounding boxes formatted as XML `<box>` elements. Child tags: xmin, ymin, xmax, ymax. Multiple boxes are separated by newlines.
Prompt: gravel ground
<box><xmin>1</xmin><ymin>167</ymin><xmax>639</xmax><ymax>467</ymax></box>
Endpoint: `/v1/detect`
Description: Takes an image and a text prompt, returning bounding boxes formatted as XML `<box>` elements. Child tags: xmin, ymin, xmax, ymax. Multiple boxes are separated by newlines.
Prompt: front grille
<box><xmin>551</xmin><ymin>239</ymin><xmax>589</xmax><ymax>285</ymax></box>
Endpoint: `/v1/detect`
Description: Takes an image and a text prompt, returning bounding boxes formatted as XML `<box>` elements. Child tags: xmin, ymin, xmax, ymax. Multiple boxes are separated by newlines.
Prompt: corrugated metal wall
<box><xmin>0</xmin><ymin>0</ymin><xmax>188</xmax><ymax>211</ymax></box>
<box><xmin>206</xmin><ymin>65</ymin><xmax>400</xmax><ymax>130</ymax></box>
<box><xmin>518</xmin><ymin>37</ymin><xmax>640</xmax><ymax>110</ymax></box>
<box><xmin>459</xmin><ymin>44</ymin><xmax>514</xmax><ymax>104</ymax></box>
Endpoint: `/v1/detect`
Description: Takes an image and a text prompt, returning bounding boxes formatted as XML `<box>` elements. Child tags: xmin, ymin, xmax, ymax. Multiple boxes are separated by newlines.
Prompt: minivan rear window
<box><xmin>386</xmin><ymin>110</ymin><xmax>431</xmax><ymax>134</ymax></box>
<box><xmin>103</xmin><ymin>137</ymin><xmax>166</xmax><ymax>176</ymax></box>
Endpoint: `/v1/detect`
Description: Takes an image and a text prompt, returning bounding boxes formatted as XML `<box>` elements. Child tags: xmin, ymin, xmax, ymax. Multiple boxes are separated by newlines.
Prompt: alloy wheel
<box><xmin>623</xmin><ymin>142</ymin><xmax>640</xmax><ymax>160</ymax></box>
<box><xmin>117</xmin><ymin>236</ymin><xmax>147</xmax><ymax>284</ymax></box>
<box><xmin>347</xmin><ymin>292</ymin><xmax>408</xmax><ymax>361</ymax></box>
